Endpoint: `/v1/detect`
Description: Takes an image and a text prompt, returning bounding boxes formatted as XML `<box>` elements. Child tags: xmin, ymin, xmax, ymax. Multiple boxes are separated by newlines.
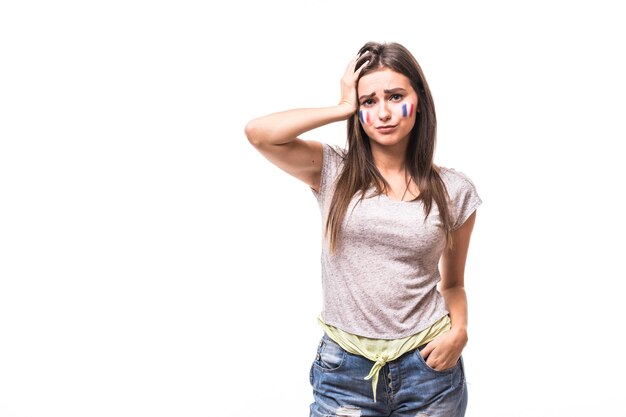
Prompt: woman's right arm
<box><xmin>244</xmin><ymin>55</ymin><xmax>367</xmax><ymax>192</ymax></box>
<box><xmin>244</xmin><ymin>105</ymin><xmax>353</xmax><ymax>192</ymax></box>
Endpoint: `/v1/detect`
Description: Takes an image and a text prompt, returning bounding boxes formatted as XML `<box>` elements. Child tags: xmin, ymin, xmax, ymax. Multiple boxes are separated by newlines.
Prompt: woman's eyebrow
<box><xmin>384</xmin><ymin>88</ymin><xmax>407</xmax><ymax>94</ymax></box>
<box><xmin>359</xmin><ymin>88</ymin><xmax>407</xmax><ymax>101</ymax></box>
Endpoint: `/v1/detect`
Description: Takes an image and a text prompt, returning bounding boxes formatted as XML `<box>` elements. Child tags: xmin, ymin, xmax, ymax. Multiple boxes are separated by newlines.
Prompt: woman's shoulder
<box><xmin>436</xmin><ymin>165</ymin><xmax>482</xmax><ymax>228</ymax></box>
<box><xmin>435</xmin><ymin>165</ymin><xmax>479</xmax><ymax>192</ymax></box>
<box><xmin>323</xmin><ymin>143</ymin><xmax>348</xmax><ymax>159</ymax></box>
<box><xmin>321</xmin><ymin>143</ymin><xmax>348</xmax><ymax>173</ymax></box>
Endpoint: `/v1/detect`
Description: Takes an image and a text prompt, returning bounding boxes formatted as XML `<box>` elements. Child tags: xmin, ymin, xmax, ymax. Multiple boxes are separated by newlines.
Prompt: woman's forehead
<box><xmin>358</xmin><ymin>68</ymin><xmax>412</xmax><ymax>94</ymax></box>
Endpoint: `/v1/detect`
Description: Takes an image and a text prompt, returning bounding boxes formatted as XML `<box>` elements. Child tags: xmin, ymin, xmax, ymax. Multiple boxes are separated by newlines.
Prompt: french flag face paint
<box><xmin>401</xmin><ymin>103</ymin><xmax>415</xmax><ymax>118</ymax></box>
<box><xmin>359</xmin><ymin>110</ymin><xmax>371</xmax><ymax>124</ymax></box>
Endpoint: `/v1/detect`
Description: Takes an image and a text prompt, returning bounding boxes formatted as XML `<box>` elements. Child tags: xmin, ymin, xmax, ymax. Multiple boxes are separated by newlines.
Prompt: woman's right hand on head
<box><xmin>338</xmin><ymin>54</ymin><xmax>369</xmax><ymax>113</ymax></box>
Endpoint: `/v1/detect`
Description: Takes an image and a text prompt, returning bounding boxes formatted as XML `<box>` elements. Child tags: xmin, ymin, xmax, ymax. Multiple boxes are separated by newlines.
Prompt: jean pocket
<box><xmin>313</xmin><ymin>335</ymin><xmax>346</xmax><ymax>371</ymax></box>
<box><xmin>414</xmin><ymin>347</ymin><xmax>460</xmax><ymax>375</ymax></box>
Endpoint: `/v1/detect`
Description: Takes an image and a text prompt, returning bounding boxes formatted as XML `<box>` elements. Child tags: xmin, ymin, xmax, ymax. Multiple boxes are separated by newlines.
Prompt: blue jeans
<box><xmin>309</xmin><ymin>334</ymin><xmax>468</xmax><ymax>417</ymax></box>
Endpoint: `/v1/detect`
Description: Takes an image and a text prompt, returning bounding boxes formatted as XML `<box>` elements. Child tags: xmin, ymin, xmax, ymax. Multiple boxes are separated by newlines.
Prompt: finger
<box><xmin>350</xmin><ymin>51</ymin><xmax>366</xmax><ymax>66</ymax></box>
<box><xmin>345</xmin><ymin>57</ymin><xmax>362</xmax><ymax>77</ymax></box>
<box><xmin>354</xmin><ymin>51</ymin><xmax>371</xmax><ymax>73</ymax></box>
<box><xmin>425</xmin><ymin>355</ymin><xmax>438</xmax><ymax>369</ymax></box>
<box><xmin>430</xmin><ymin>356</ymin><xmax>456</xmax><ymax>372</ymax></box>
<box><xmin>419</xmin><ymin>343</ymin><xmax>433</xmax><ymax>359</ymax></box>
<box><xmin>356</xmin><ymin>50</ymin><xmax>371</xmax><ymax>63</ymax></box>
<box><xmin>354</xmin><ymin>59</ymin><xmax>369</xmax><ymax>75</ymax></box>
<box><xmin>427</xmin><ymin>356</ymin><xmax>449</xmax><ymax>371</ymax></box>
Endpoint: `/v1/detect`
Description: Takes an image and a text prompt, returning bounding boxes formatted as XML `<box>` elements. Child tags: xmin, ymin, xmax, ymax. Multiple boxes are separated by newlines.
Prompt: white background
<box><xmin>1</xmin><ymin>1</ymin><xmax>625</xmax><ymax>416</ymax></box>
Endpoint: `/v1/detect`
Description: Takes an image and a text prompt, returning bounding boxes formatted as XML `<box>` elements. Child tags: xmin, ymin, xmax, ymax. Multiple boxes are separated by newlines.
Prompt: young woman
<box><xmin>245</xmin><ymin>41</ymin><xmax>482</xmax><ymax>417</ymax></box>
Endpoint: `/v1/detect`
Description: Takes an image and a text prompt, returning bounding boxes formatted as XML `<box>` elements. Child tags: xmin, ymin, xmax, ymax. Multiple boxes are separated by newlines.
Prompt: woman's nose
<box><xmin>377</xmin><ymin>103</ymin><xmax>391</xmax><ymax>121</ymax></box>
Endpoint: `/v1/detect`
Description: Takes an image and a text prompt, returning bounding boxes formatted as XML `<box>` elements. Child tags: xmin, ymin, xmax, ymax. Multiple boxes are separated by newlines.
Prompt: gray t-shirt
<box><xmin>312</xmin><ymin>144</ymin><xmax>482</xmax><ymax>339</ymax></box>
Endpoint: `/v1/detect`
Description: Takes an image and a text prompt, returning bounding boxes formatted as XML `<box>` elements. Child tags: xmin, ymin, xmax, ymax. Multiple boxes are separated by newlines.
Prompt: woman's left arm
<box><xmin>420</xmin><ymin>210</ymin><xmax>477</xmax><ymax>371</ymax></box>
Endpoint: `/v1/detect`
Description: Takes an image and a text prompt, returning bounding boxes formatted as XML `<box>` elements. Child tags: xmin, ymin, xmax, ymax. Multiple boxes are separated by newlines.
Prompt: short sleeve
<box><xmin>311</xmin><ymin>144</ymin><xmax>346</xmax><ymax>205</ymax></box>
<box><xmin>441</xmin><ymin>168</ymin><xmax>483</xmax><ymax>230</ymax></box>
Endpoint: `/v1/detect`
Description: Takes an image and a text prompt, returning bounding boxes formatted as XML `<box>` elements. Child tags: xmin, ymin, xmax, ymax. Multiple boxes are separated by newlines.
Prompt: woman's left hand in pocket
<box><xmin>420</xmin><ymin>327</ymin><xmax>468</xmax><ymax>371</ymax></box>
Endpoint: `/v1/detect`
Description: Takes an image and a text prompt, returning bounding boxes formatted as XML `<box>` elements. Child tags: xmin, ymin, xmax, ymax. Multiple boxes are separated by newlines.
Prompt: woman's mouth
<box><xmin>376</xmin><ymin>124</ymin><xmax>398</xmax><ymax>134</ymax></box>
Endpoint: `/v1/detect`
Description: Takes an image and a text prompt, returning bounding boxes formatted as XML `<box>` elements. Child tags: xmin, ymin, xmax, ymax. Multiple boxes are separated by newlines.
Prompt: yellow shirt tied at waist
<box><xmin>318</xmin><ymin>314</ymin><xmax>451</xmax><ymax>402</ymax></box>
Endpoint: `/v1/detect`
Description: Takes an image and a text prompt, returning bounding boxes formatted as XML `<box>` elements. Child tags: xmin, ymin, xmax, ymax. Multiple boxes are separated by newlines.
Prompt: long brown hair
<box><xmin>325</xmin><ymin>42</ymin><xmax>453</xmax><ymax>252</ymax></box>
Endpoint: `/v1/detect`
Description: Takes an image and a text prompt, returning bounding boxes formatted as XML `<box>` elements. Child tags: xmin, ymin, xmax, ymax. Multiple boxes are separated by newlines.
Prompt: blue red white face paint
<box><xmin>359</xmin><ymin>110</ymin><xmax>371</xmax><ymax>124</ymax></box>
<box><xmin>402</xmin><ymin>103</ymin><xmax>414</xmax><ymax>118</ymax></box>
<box><xmin>360</xmin><ymin>102</ymin><xmax>415</xmax><ymax>125</ymax></box>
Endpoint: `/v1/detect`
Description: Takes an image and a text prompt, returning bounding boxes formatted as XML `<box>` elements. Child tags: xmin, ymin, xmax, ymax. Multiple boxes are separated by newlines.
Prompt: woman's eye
<box><xmin>361</xmin><ymin>99</ymin><xmax>374</xmax><ymax>106</ymax></box>
<box><xmin>390</xmin><ymin>94</ymin><xmax>403</xmax><ymax>101</ymax></box>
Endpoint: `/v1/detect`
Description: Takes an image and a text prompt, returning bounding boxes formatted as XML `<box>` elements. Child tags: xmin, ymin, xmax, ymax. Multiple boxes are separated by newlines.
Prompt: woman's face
<box><xmin>357</xmin><ymin>68</ymin><xmax>418</xmax><ymax>148</ymax></box>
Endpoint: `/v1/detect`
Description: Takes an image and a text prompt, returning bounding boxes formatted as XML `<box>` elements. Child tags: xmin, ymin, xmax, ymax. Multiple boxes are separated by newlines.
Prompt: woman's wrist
<box><xmin>335</xmin><ymin>102</ymin><xmax>357</xmax><ymax>119</ymax></box>
<box><xmin>450</xmin><ymin>325</ymin><xmax>468</xmax><ymax>345</ymax></box>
